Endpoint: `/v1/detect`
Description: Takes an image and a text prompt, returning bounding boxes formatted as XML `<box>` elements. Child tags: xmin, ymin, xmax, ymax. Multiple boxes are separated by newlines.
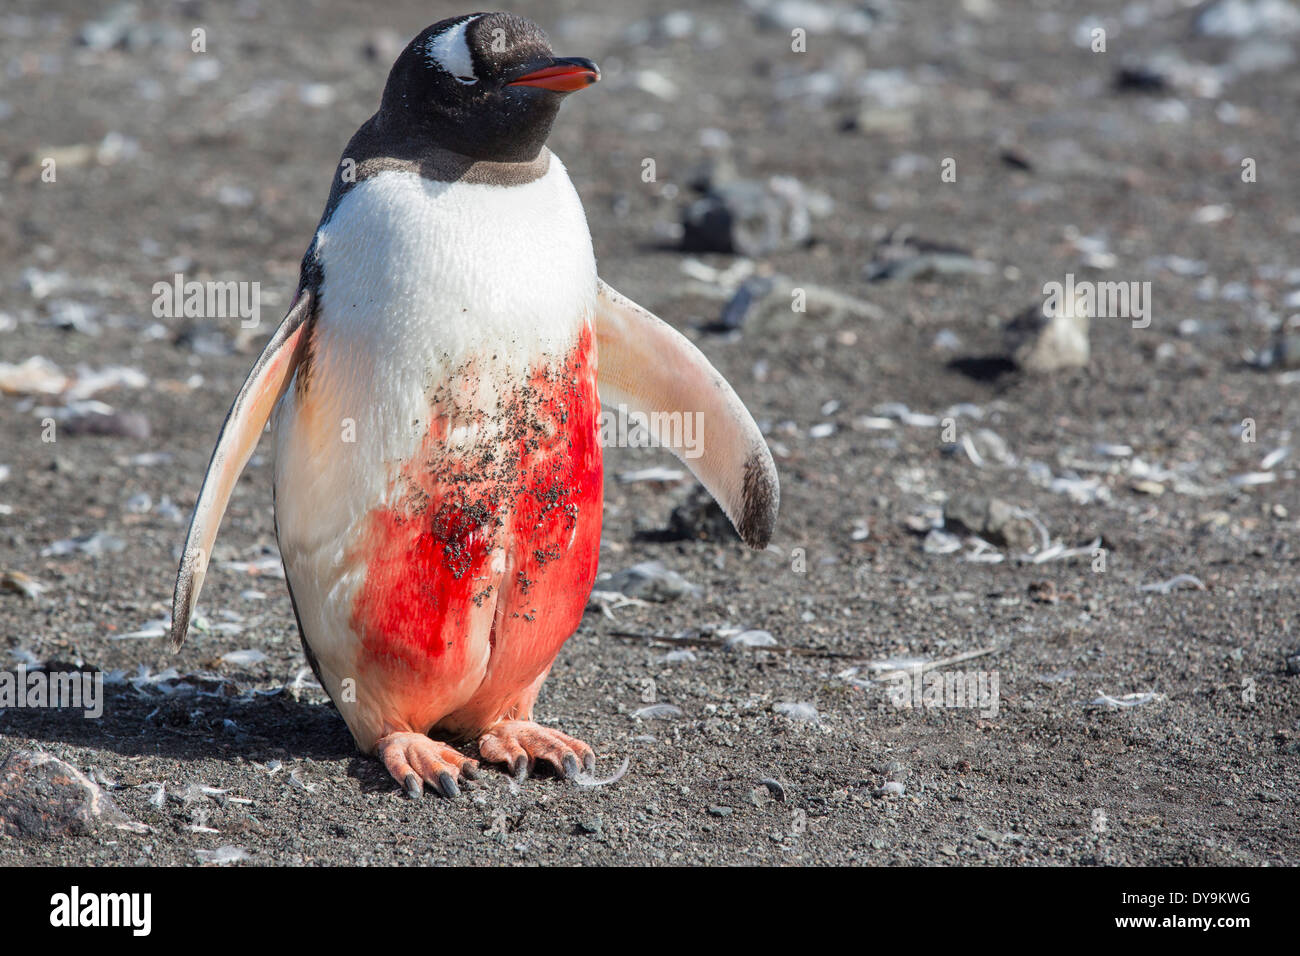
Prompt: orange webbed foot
<box><xmin>478</xmin><ymin>720</ymin><xmax>596</xmax><ymax>779</ymax></box>
<box><xmin>376</xmin><ymin>731</ymin><xmax>479</xmax><ymax>798</ymax></box>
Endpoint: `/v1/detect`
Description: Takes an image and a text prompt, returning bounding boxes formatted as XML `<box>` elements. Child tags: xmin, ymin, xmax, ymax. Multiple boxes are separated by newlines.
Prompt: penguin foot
<box><xmin>478</xmin><ymin>720</ymin><xmax>596</xmax><ymax>780</ymax></box>
<box><xmin>376</xmin><ymin>732</ymin><xmax>479</xmax><ymax>798</ymax></box>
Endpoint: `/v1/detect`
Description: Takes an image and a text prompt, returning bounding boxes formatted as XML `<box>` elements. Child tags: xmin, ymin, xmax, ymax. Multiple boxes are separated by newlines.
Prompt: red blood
<box><xmin>349</xmin><ymin>327</ymin><xmax>603</xmax><ymax>706</ymax></box>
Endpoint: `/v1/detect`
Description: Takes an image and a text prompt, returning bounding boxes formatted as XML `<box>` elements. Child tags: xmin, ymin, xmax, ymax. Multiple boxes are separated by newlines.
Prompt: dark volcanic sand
<box><xmin>0</xmin><ymin>0</ymin><xmax>1297</xmax><ymax>865</ymax></box>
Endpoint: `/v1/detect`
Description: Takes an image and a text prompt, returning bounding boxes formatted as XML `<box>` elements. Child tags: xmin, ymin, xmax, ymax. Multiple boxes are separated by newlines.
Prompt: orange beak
<box><xmin>507</xmin><ymin>57</ymin><xmax>600</xmax><ymax>93</ymax></box>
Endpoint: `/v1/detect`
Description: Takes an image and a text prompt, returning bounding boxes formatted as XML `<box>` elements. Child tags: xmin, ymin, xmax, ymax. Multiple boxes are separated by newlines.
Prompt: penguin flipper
<box><xmin>594</xmin><ymin>279</ymin><xmax>779</xmax><ymax>549</ymax></box>
<box><xmin>168</xmin><ymin>288</ymin><xmax>315</xmax><ymax>650</ymax></box>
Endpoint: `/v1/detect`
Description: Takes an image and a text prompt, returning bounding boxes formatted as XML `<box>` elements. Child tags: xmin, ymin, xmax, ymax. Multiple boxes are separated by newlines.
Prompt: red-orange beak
<box><xmin>507</xmin><ymin>56</ymin><xmax>600</xmax><ymax>93</ymax></box>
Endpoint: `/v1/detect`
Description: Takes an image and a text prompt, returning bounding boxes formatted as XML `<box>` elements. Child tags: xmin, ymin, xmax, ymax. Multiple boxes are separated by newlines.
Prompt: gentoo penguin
<box><xmin>169</xmin><ymin>11</ymin><xmax>779</xmax><ymax>797</ymax></box>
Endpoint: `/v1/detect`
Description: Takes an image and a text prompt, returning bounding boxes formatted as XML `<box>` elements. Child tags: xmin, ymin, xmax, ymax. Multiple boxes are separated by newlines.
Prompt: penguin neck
<box><xmin>318</xmin><ymin>114</ymin><xmax>553</xmax><ymax>228</ymax></box>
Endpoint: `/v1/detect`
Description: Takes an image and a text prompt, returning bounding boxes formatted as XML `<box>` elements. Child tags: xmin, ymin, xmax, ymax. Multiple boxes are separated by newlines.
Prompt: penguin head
<box><xmin>379</xmin><ymin>12</ymin><xmax>600</xmax><ymax>163</ymax></box>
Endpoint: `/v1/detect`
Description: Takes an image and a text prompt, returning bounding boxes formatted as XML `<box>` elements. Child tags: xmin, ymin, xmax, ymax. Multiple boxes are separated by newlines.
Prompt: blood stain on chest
<box><xmin>349</xmin><ymin>326</ymin><xmax>602</xmax><ymax>677</ymax></box>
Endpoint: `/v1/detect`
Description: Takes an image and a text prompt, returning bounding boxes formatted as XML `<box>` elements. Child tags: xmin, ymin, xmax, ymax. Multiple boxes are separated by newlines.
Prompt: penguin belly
<box><xmin>271</xmin><ymin>162</ymin><xmax>601</xmax><ymax>753</ymax></box>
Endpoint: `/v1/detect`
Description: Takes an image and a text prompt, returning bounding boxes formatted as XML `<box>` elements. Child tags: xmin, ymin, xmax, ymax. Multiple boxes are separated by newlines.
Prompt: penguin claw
<box><xmin>478</xmin><ymin>720</ymin><xmax>597</xmax><ymax>782</ymax></box>
<box><xmin>404</xmin><ymin>773</ymin><xmax>423</xmax><ymax>799</ymax></box>
<box><xmin>437</xmin><ymin>770</ymin><xmax>460</xmax><ymax>799</ymax></box>
<box><xmin>376</xmin><ymin>731</ymin><xmax>476</xmax><ymax>799</ymax></box>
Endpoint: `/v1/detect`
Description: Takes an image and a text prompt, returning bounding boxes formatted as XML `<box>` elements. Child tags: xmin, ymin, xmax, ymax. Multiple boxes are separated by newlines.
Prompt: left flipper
<box><xmin>594</xmin><ymin>279</ymin><xmax>779</xmax><ymax>548</ymax></box>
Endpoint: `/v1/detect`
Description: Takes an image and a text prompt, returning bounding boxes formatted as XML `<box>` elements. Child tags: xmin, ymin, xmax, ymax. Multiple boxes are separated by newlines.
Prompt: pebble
<box><xmin>1004</xmin><ymin>295</ymin><xmax>1090</xmax><ymax>373</ymax></box>
<box><xmin>725</xmin><ymin>629</ymin><xmax>779</xmax><ymax>648</ymax></box>
<box><xmin>41</xmin><ymin>531</ymin><xmax>127</xmax><ymax>558</ymax></box>
<box><xmin>944</xmin><ymin>495</ymin><xmax>1037</xmax><ymax>552</ymax></box>
<box><xmin>682</xmin><ymin>176</ymin><xmax>828</xmax><ymax>257</ymax></box>
<box><xmin>606</xmin><ymin>561</ymin><xmax>700</xmax><ymax>601</ymax></box>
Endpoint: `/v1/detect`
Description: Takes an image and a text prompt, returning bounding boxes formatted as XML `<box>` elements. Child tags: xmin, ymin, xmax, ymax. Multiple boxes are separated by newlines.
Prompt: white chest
<box><xmin>271</xmin><ymin>158</ymin><xmax>597</xmax><ymax>553</ymax></box>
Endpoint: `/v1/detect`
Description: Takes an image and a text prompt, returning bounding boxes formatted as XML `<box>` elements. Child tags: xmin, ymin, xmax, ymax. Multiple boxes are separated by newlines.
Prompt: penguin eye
<box><xmin>423</xmin><ymin>17</ymin><xmax>480</xmax><ymax>86</ymax></box>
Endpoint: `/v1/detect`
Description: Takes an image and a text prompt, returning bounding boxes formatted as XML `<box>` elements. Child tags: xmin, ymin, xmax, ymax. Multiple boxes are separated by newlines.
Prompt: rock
<box><xmin>1004</xmin><ymin>289</ymin><xmax>1090</xmax><ymax>373</ymax></box>
<box><xmin>866</xmin><ymin>233</ymin><xmax>995</xmax><ymax>283</ymax></box>
<box><xmin>60</xmin><ymin>407</ymin><xmax>151</xmax><ymax>439</ymax></box>
<box><xmin>725</xmin><ymin>629</ymin><xmax>778</xmax><ymax>648</ymax></box>
<box><xmin>944</xmin><ymin>495</ymin><xmax>1037</xmax><ymax>552</ymax></box>
<box><xmin>0</xmin><ymin>571</ymin><xmax>48</xmax><ymax>599</ymax></box>
<box><xmin>709</xmin><ymin>276</ymin><xmax>776</xmax><ymax>333</ymax></box>
<box><xmin>0</xmin><ymin>751</ymin><xmax>146</xmax><ymax>837</ymax></box>
<box><xmin>40</xmin><ymin>532</ymin><xmax>127</xmax><ymax>558</ymax></box>
<box><xmin>607</xmin><ymin>561</ymin><xmax>700</xmax><ymax>602</ymax></box>
<box><xmin>682</xmin><ymin>176</ymin><xmax>828</xmax><ymax>257</ymax></box>
<box><xmin>873</xmin><ymin>781</ymin><xmax>906</xmax><ymax>798</ymax></box>
<box><xmin>1114</xmin><ymin>65</ymin><xmax>1169</xmax><ymax>93</ymax></box>
<box><xmin>665</xmin><ymin>489</ymin><xmax>738</xmax><ymax>542</ymax></box>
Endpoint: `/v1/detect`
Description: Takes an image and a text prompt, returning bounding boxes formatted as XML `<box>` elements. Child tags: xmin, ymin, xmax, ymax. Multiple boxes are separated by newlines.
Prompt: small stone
<box><xmin>726</xmin><ymin>629</ymin><xmax>778</xmax><ymax>648</ymax></box>
<box><xmin>873</xmin><ymin>781</ymin><xmax>906</xmax><ymax>798</ymax></box>
<box><xmin>708</xmin><ymin>805</ymin><xmax>733</xmax><ymax>817</ymax></box>
<box><xmin>607</xmin><ymin>561</ymin><xmax>699</xmax><ymax>602</ymax></box>
<box><xmin>1004</xmin><ymin>294</ymin><xmax>1090</xmax><ymax>373</ymax></box>
<box><xmin>944</xmin><ymin>495</ymin><xmax>1037</xmax><ymax>552</ymax></box>
<box><xmin>61</xmin><ymin>407</ymin><xmax>151</xmax><ymax>439</ymax></box>
<box><xmin>681</xmin><ymin>176</ymin><xmax>827</xmax><ymax>257</ymax></box>
<box><xmin>662</xmin><ymin>490</ymin><xmax>737</xmax><ymax>543</ymax></box>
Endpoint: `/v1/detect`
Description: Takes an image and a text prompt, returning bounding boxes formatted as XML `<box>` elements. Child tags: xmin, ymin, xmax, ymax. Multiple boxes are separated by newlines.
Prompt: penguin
<box><xmin>169</xmin><ymin>11</ymin><xmax>779</xmax><ymax>797</ymax></box>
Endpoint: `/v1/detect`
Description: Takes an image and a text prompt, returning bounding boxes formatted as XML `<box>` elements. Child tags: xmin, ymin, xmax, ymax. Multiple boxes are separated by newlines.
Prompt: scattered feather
<box><xmin>1089</xmin><ymin>692</ymin><xmax>1165</xmax><ymax>709</ymax></box>
<box><xmin>218</xmin><ymin>649</ymin><xmax>267</xmax><ymax>667</ymax></box>
<box><xmin>573</xmin><ymin>756</ymin><xmax>631</xmax><ymax>788</ymax></box>
<box><xmin>195</xmin><ymin>845</ymin><xmax>249</xmax><ymax>865</ymax></box>
<box><xmin>1138</xmin><ymin>574</ymin><xmax>1206</xmax><ymax>594</ymax></box>
<box><xmin>631</xmin><ymin>703</ymin><xmax>683</xmax><ymax>720</ymax></box>
<box><xmin>773</xmin><ymin>701</ymin><xmax>820</xmax><ymax>722</ymax></box>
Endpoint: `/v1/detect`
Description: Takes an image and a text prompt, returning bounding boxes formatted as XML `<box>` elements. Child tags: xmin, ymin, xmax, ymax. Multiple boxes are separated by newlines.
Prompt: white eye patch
<box><xmin>423</xmin><ymin>15</ymin><xmax>480</xmax><ymax>85</ymax></box>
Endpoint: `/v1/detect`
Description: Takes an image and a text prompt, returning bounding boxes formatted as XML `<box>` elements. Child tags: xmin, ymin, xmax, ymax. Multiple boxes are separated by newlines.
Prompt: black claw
<box><xmin>511</xmin><ymin>755</ymin><xmax>529</xmax><ymax>778</ymax></box>
<box><xmin>563</xmin><ymin>753</ymin><xmax>580</xmax><ymax>779</ymax></box>
<box><xmin>461</xmin><ymin>762</ymin><xmax>479</xmax><ymax>781</ymax></box>
<box><xmin>583</xmin><ymin>752</ymin><xmax>596</xmax><ymax>772</ymax></box>
<box><xmin>403</xmin><ymin>772</ymin><xmax>422</xmax><ymax>799</ymax></box>
<box><xmin>437</xmin><ymin>770</ymin><xmax>460</xmax><ymax>798</ymax></box>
